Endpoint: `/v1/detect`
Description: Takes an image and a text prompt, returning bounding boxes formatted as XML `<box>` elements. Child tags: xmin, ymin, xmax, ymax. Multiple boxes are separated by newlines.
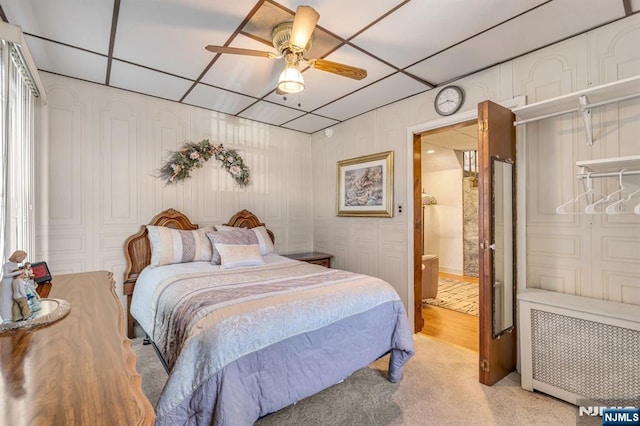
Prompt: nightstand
<box><xmin>284</xmin><ymin>252</ymin><xmax>333</xmax><ymax>268</ymax></box>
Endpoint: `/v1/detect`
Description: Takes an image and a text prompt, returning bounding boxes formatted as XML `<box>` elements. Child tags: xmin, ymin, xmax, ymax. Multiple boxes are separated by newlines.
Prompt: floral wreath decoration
<box><xmin>159</xmin><ymin>139</ymin><xmax>250</xmax><ymax>187</ymax></box>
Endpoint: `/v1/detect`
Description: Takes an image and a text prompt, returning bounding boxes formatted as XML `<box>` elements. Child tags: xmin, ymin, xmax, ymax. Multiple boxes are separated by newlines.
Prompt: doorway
<box><xmin>419</xmin><ymin>121</ymin><xmax>479</xmax><ymax>352</ymax></box>
<box><xmin>409</xmin><ymin>99</ymin><xmax>522</xmax><ymax>385</ymax></box>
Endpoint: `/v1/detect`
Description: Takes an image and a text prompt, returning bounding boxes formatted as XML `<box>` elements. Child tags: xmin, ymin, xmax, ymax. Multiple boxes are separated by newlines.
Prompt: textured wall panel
<box><xmin>527</xmin><ymin>264</ymin><xmax>578</xmax><ymax>294</ymax></box>
<box><xmin>527</xmin><ymin>234</ymin><xmax>580</xmax><ymax>258</ymax></box>
<box><xmin>101</xmin><ymin>105</ymin><xmax>138</xmax><ymax>225</ymax></box>
<box><xmin>606</xmin><ymin>271</ymin><xmax>640</xmax><ymax>305</ymax></box>
<box><xmin>602</xmin><ymin>237</ymin><xmax>640</xmax><ymax>263</ymax></box>
<box><xmin>38</xmin><ymin>73</ymin><xmax>312</xmax><ymax>311</ymax></box>
<box><xmin>45</xmin><ymin>234</ymin><xmax>84</xmax><ymax>252</ymax></box>
<box><xmin>47</xmin><ymin>89</ymin><xmax>84</xmax><ymax>227</ymax></box>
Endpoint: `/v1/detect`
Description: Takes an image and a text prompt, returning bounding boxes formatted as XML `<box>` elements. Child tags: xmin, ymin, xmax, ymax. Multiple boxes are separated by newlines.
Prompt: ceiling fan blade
<box><xmin>307</xmin><ymin>58</ymin><xmax>367</xmax><ymax>80</ymax></box>
<box><xmin>205</xmin><ymin>45</ymin><xmax>278</xmax><ymax>59</ymax></box>
<box><xmin>289</xmin><ymin>6</ymin><xmax>319</xmax><ymax>51</ymax></box>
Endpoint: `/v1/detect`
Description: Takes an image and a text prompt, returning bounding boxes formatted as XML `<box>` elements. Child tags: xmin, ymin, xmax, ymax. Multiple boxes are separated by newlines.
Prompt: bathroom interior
<box><xmin>420</xmin><ymin>122</ymin><xmax>480</xmax><ymax>352</ymax></box>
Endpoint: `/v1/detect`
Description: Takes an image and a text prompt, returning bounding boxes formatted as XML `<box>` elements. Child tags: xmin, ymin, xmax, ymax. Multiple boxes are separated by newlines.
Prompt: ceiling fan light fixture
<box><xmin>278</xmin><ymin>65</ymin><xmax>304</xmax><ymax>94</ymax></box>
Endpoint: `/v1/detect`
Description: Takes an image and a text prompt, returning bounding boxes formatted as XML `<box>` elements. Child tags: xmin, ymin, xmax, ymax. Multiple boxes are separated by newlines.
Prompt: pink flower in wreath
<box><xmin>229</xmin><ymin>165</ymin><xmax>241</xmax><ymax>176</ymax></box>
<box><xmin>190</xmin><ymin>151</ymin><xmax>200</xmax><ymax>160</ymax></box>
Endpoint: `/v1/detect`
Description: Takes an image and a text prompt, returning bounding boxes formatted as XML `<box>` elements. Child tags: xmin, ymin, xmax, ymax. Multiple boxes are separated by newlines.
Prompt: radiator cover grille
<box><xmin>531</xmin><ymin>308</ymin><xmax>640</xmax><ymax>402</ymax></box>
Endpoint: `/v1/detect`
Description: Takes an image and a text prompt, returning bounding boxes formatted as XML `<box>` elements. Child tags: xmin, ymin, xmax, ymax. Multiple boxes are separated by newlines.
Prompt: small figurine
<box><xmin>1</xmin><ymin>250</ymin><xmax>28</xmax><ymax>323</ymax></box>
<box><xmin>11</xmin><ymin>270</ymin><xmax>32</xmax><ymax>321</ymax></box>
<box><xmin>22</xmin><ymin>263</ymin><xmax>41</xmax><ymax>314</ymax></box>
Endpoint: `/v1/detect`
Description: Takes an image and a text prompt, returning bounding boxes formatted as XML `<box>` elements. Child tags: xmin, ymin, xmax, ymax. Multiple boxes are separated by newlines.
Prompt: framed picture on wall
<box><xmin>337</xmin><ymin>150</ymin><xmax>394</xmax><ymax>217</ymax></box>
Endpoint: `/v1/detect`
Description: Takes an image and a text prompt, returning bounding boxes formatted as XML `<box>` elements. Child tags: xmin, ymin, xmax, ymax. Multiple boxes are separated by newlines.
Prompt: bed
<box><xmin>123</xmin><ymin>208</ymin><xmax>414</xmax><ymax>425</ymax></box>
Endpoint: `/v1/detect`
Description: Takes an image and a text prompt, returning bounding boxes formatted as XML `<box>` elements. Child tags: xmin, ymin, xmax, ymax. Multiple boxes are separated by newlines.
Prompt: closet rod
<box><xmin>581</xmin><ymin>92</ymin><xmax>640</xmax><ymax>110</ymax></box>
<box><xmin>514</xmin><ymin>91</ymin><xmax>640</xmax><ymax>126</ymax></box>
<box><xmin>514</xmin><ymin>107</ymin><xmax>576</xmax><ymax>126</ymax></box>
<box><xmin>577</xmin><ymin>170</ymin><xmax>640</xmax><ymax>179</ymax></box>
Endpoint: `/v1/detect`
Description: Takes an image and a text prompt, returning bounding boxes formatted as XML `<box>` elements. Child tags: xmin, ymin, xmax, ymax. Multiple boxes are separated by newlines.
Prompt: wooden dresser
<box><xmin>0</xmin><ymin>271</ymin><xmax>154</xmax><ymax>426</ymax></box>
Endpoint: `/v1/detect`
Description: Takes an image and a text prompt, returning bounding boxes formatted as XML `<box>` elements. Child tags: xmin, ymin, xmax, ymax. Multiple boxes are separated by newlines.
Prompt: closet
<box><xmin>511</xmin><ymin>75</ymin><xmax>640</xmax><ymax>407</ymax></box>
<box><xmin>556</xmin><ymin>155</ymin><xmax>640</xmax><ymax>215</ymax></box>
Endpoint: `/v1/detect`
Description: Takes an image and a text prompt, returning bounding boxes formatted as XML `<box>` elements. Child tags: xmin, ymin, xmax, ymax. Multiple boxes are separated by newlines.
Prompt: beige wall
<box><xmin>311</xmin><ymin>14</ymin><xmax>640</xmax><ymax>319</ymax></box>
<box><xmin>35</xmin><ymin>74</ymin><xmax>313</xmax><ymax>305</ymax></box>
<box><xmin>422</xmin><ymin>167</ymin><xmax>464</xmax><ymax>275</ymax></box>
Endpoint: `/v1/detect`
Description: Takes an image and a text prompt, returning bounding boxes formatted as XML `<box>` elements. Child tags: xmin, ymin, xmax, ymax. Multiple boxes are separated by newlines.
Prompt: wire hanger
<box><xmin>556</xmin><ymin>173</ymin><xmax>603</xmax><ymax>214</ymax></box>
<box><xmin>585</xmin><ymin>169</ymin><xmax>627</xmax><ymax>214</ymax></box>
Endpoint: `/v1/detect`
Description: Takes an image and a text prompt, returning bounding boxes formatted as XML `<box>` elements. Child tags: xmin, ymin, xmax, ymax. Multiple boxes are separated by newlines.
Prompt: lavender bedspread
<box><xmin>135</xmin><ymin>259</ymin><xmax>414</xmax><ymax>425</ymax></box>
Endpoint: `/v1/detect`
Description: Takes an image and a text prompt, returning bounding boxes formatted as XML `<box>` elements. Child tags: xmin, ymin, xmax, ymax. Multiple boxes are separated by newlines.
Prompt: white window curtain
<box><xmin>0</xmin><ymin>40</ymin><xmax>38</xmax><ymax>264</ymax></box>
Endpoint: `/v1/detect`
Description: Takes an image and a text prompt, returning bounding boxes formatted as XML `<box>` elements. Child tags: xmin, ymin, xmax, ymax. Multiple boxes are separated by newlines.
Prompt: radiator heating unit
<box><xmin>518</xmin><ymin>289</ymin><xmax>640</xmax><ymax>407</ymax></box>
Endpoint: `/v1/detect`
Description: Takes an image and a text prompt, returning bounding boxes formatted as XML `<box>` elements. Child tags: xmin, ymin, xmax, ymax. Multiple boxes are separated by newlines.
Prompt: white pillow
<box><xmin>252</xmin><ymin>226</ymin><xmax>276</xmax><ymax>255</ymax></box>
<box><xmin>147</xmin><ymin>225</ymin><xmax>215</xmax><ymax>266</ymax></box>
<box><xmin>215</xmin><ymin>243</ymin><xmax>264</xmax><ymax>269</ymax></box>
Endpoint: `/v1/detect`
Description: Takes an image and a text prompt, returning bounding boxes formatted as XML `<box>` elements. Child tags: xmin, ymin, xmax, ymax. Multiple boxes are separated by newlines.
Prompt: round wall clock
<box><xmin>434</xmin><ymin>85</ymin><xmax>464</xmax><ymax>116</ymax></box>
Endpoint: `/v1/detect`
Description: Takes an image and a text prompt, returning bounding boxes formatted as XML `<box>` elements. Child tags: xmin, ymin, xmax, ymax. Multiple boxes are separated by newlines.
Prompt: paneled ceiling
<box><xmin>0</xmin><ymin>0</ymin><xmax>636</xmax><ymax>134</ymax></box>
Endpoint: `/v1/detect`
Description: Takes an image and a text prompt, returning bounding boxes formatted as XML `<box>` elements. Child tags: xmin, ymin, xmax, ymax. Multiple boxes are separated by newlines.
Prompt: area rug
<box><xmin>423</xmin><ymin>277</ymin><xmax>479</xmax><ymax>316</ymax></box>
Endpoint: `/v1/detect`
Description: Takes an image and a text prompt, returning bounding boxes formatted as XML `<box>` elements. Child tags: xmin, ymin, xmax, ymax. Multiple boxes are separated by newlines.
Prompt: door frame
<box><xmin>404</xmin><ymin>96</ymin><xmax>526</xmax><ymax>341</ymax></box>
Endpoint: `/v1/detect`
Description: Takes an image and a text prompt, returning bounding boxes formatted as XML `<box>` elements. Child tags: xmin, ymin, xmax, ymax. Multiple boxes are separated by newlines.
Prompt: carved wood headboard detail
<box><xmin>123</xmin><ymin>208</ymin><xmax>274</xmax><ymax>338</ymax></box>
<box><xmin>223</xmin><ymin>209</ymin><xmax>275</xmax><ymax>244</ymax></box>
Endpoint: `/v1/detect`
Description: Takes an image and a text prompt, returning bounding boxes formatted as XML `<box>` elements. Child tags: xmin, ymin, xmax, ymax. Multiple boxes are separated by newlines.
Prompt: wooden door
<box><xmin>413</xmin><ymin>133</ymin><xmax>424</xmax><ymax>332</ymax></box>
<box><xmin>477</xmin><ymin>100</ymin><xmax>517</xmax><ymax>385</ymax></box>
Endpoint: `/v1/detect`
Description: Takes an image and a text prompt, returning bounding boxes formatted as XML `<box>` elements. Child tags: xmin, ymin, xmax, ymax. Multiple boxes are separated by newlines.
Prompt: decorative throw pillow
<box><xmin>216</xmin><ymin>225</ymin><xmax>275</xmax><ymax>255</ymax></box>
<box><xmin>206</xmin><ymin>229</ymin><xmax>255</xmax><ymax>265</ymax></box>
<box><xmin>215</xmin><ymin>243</ymin><xmax>264</xmax><ymax>269</ymax></box>
<box><xmin>147</xmin><ymin>225</ymin><xmax>215</xmax><ymax>267</ymax></box>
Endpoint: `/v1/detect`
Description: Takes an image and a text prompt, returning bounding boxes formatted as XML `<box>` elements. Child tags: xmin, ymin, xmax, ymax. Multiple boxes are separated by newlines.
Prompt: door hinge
<box><xmin>479</xmin><ymin>119</ymin><xmax>488</xmax><ymax>132</ymax></box>
<box><xmin>480</xmin><ymin>359</ymin><xmax>489</xmax><ymax>372</ymax></box>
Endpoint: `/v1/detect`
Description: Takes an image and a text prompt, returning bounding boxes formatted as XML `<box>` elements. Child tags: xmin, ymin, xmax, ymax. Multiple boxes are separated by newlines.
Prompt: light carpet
<box><xmin>133</xmin><ymin>334</ymin><xmax>580</xmax><ymax>425</ymax></box>
<box><xmin>423</xmin><ymin>277</ymin><xmax>479</xmax><ymax>316</ymax></box>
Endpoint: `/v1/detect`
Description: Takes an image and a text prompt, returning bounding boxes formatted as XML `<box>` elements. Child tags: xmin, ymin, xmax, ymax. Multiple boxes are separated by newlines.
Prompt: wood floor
<box><xmin>421</xmin><ymin>273</ymin><xmax>479</xmax><ymax>352</ymax></box>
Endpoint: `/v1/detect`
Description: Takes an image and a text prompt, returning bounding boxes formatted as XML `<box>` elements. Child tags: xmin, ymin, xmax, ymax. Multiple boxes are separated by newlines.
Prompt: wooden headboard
<box><xmin>122</xmin><ymin>208</ymin><xmax>274</xmax><ymax>338</ymax></box>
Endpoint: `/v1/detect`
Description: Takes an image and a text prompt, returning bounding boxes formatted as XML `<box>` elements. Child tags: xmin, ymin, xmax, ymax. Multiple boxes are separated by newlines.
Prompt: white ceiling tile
<box><xmin>183</xmin><ymin>83</ymin><xmax>257</xmax><ymax>115</ymax></box>
<box><xmin>282</xmin><ymin>113</ymin><xmax>338</xmax><ymax>134</ymax></box>
<box><xmin>264</xmin><ymin>44</ymin><xmax>400</xmax><ymax>111</ymax></box>
<box><xmin>276</xmin><ymin>0</ymin><xmax>404</xmax><ymax>39</ymax></box>
<box><xmin>201</xmin><ymin>34</ymin><xmax>282</xmax><ymax>98</ymax></box>
<box><xmin>1</xmin><ymin>0</ymin><xmax>113</xmax><ymax>54</ymax></box>
<box><xmin>238</xmin><ymin>101</ymin><xmax>305</xmax><ymax>126</ymax></box>
<box><xmin>114</xmin><ymin>0</ymin><xmax>256</xmax><ymax>79</ymax></box>
<box><xmin>1</xmin><ymin>0</ymin><xmax>632</xmax><ymax>134</ymax></box>
<box><xmin>109</xmin><ymin>61</ymin><xmax>193</xmax><ymax>102</ymax></box>
<box><xmin>405</xmin><ymin>0</ymin><xmax>626</xmax><ymax>84</ymax></box>
<box><xmin>314</xmin><ymin>73</ymin><xmax>427</xmax><ymax>121</ymax></box>
<box><xmin>25</xmin><ymin>35</ymin><xmax>107</xmax><ymax>84</ymax></box>
<box><xmin>352</xmin><ymin>0</ymin><xmax>549</xmax><ymax>69</ymax></box>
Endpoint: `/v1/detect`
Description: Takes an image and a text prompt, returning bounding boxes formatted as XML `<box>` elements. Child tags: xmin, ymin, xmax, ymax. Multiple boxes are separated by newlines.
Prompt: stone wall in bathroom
<box><xmin>463</xmin><ymin>177</ymin><xmax>479</xmax><ymax>277</ymax></box>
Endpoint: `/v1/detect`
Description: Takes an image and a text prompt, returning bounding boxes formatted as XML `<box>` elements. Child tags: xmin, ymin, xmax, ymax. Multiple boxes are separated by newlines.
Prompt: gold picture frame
<box><xmin>336</xmin><ymin>150</ymin><xmax>394</xmax><ymax>217</ymax></box>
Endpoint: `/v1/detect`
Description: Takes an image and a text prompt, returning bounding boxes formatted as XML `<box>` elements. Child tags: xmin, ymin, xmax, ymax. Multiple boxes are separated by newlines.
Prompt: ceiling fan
<box><xmin>205</xmin><ymin>5</ymin><xmax>367</xmax><ymax>95</ymax></box>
